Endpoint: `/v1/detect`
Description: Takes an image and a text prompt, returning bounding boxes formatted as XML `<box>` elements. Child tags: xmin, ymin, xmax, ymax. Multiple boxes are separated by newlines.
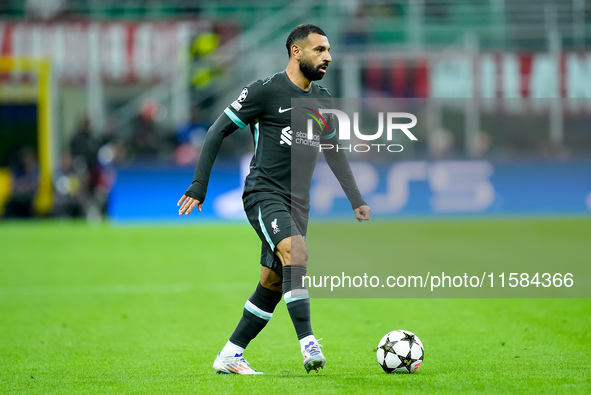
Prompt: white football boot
<box><xmin>303</xmin><ymin>340</ymin><xmax>326</xmax><ymax>373</ymax></box>
<box><xmin>213</xmin><ymin>353</ymin><xmax>263</xmax><ymax>375</ymax></box>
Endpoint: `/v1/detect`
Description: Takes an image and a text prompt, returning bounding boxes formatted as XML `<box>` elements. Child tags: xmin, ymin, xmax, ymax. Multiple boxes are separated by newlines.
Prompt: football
<box><xmin>377</xmin><ymin>330</ymin><xmax>424</xmax><ymax>374</ymax></box>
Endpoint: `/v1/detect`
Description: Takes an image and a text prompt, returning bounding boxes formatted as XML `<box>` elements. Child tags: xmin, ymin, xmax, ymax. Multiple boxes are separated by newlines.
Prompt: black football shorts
<box><xmin>245</xmin><ymin>199</ymin><xmax>308</xmax><ymax>274</ymax></box>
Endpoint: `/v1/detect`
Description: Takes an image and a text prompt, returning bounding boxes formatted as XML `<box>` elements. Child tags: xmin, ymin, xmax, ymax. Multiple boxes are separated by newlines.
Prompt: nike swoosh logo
<box><xmin>278</xmin><ymin>107</ymin><xmax>294</xmax><ymax>113</ymax></box>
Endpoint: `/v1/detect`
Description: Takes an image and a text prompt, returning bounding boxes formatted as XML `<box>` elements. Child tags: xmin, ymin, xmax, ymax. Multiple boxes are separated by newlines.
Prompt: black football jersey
<box><xmin>224</xmin><ymin>71</ymin><xmax>337</xmax><ymax>211</ymax></box>
<box><xmin>186</xmin><ymin>70</ymin><xmax>366</xmax><ymax>214</ymax></box>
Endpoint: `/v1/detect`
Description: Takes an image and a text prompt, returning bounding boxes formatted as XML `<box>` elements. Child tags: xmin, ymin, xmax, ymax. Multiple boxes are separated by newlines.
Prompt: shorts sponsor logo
<box><xmin>271</xmin><ymin>218</ymin><xmax>280</xmax><ymax>234</ymax></box>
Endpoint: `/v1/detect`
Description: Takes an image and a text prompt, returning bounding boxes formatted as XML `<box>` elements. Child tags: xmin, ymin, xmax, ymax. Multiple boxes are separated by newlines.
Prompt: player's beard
<box><xmin>299</xmin><ymin>56</ymin><xmax>328</xmax><ymax>81</ymax></box>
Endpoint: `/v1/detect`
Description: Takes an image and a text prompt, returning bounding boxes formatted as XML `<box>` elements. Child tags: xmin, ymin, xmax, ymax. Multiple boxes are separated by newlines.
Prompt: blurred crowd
<box><xmin>4</xmin><ymin>100</ymin><xmax>583</xmax><ymax>220</ymax></box>
<box><xmin>1</xmin><ymin>100</ymin><xmax>251</xmax><ymax>219</ymax></box>
<box><xmin>1</xmin><ymin>0</ymin><xmax>589</xmax><ymax>219</ymax></box>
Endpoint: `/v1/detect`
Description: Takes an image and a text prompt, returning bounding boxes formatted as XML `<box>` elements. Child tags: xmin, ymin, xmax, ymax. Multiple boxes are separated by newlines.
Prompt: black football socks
<box><xmin>226</xmin><ymin>282</ymin><xmax>282</xmax><ymax>353</ymax></box>
<box><xmin>283</xmin><ymin>265</ymin><xmax>313</xmax><ymax>340</ymax></box>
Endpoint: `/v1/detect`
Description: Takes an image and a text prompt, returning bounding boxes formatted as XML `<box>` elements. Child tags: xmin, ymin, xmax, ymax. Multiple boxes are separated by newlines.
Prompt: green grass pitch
<box><xmin>1</xmin><ymin>218</ymin><xmax>590</xmax><ymax>394</ymax></box>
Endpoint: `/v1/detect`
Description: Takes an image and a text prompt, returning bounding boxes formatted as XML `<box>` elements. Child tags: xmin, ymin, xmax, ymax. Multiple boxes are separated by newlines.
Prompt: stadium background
<box><xmin>1</xmin><ymin>1</ymin><xmax>590</xmax><ymax>393</ymax></box>
<box><xmin>0</xmin><ymin>0</ymin><xmax>590</xmax><ymax>220</ymax></box>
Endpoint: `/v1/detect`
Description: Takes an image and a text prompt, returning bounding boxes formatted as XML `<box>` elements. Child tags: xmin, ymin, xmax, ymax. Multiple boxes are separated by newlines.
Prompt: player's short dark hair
<box><xmin>285</xmin><ymin>24</ymin><xmax>327</xmax><ymax>57</ymax></box>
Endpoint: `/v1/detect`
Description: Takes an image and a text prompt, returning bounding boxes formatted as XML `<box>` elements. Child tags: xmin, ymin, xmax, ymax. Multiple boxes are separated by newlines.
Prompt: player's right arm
<box><xmin>178</xmin><ymin>114</ymin><xmax>238</xmax><ymax>215</ymax></box>
<box><xmin>178</xmin><ymin>82</ymin><xmax>265</xmax><ymax>216</ymax></box>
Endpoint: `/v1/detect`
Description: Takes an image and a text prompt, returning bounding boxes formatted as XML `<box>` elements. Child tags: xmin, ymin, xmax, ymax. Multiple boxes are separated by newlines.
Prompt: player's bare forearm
<box><xmin>177</xmin><ymin>195</ymin><xmax>202</xmax><ymax>215</ymax></box>
<box><xmin>354</xmin><ymin>204</ymin><xmax>371</xmax><ymax>222</ymax></box>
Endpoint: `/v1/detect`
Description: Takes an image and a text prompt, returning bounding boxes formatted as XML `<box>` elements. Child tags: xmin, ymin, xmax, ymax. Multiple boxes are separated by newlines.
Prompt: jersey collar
<box><xmin>281</xmin><ymin>71</ymin><xmax>313</xmax><ymax>95</ymax></box>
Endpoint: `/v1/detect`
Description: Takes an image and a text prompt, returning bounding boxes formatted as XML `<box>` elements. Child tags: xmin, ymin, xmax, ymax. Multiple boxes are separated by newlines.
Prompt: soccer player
<box><xmin>177</xmin><ymin>24</ymin><xmax>370</xmax><ymax>374</ymax></box>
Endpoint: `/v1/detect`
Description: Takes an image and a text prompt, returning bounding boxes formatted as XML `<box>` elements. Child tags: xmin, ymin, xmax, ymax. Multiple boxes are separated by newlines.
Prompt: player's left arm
<box><xmin>322</xmin><ymin>136</ymin><xmax>370</xmax><ymax>222</ymax></box>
